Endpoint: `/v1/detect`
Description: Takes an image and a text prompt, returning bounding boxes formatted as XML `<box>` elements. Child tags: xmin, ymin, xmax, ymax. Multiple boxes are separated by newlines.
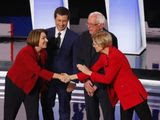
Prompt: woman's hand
<box><xmin>60</xmin><ymin>73</ymin><xmax>71</xmax><ymax>83</ymax></box>
<box><xmin>69</xmin><ymin>74</ymin><xmax>78</xmax><ymax>80</ymax></box>
<box><xmin>53</xmin><ymin>73</ymin><xmax>71</xmax><ymax>83</ymax></box>
<box><xmin>77</xmin><ymin>64</ymin><xmax>92</xmax><ymax>76</ymax></box>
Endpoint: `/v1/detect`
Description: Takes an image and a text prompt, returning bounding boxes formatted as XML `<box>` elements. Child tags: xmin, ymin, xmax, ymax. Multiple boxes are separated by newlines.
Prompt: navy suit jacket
<box><xmin>46</xmin><ymin>27</ymin><xmax>79</xmax><ymax>82</ymax></box>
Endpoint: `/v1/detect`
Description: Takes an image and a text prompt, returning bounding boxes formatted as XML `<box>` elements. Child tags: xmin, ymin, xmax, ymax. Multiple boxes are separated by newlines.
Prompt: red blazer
<box><xmin>7</xmin><ymin>45</ymin><xmax>53</xmax><ymax>94</ymax></box>
<box><xmin>77</xmin><ymin>47</ymin><xmax>148</xmax><ymax>110</ymax></box>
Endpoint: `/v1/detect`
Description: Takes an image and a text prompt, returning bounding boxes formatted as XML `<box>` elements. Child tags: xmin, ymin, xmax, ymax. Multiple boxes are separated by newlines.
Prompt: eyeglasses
<box><xmin>92</xmin><ymin>41</ymin><xmax>102</xmax><ymax>47</ymax></box>
<box><xmin>86</xmin><ymin>22</ymin><xmax>99</xmax><ymax>27</ymax></box>
<box><xmin>92</xmin><ymin>42</ymin><xmax>98</xmax><ymax>46</ymax></box>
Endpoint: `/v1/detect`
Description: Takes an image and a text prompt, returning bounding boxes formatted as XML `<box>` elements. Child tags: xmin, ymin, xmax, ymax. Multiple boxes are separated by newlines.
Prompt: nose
<box><xmin>45</xmin><ymin>38</ymin><xmax>48</xmax><ymax>42</ymax></box>
<box><xmin>88</xmin><ymin>25</ymin><xmax>92</xmax><ymax>29</ymax></box>
<box><xmin>59</xmin><ymin>21</ymin><xmax>64</xmax><ymax>26</ymax></box>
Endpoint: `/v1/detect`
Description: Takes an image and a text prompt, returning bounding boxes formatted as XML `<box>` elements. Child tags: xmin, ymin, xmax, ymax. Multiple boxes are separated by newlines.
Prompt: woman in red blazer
<box><xmin>4</xmin><ymin>29</ymin><xmax>68</xmax><ymax>120</ymax></box>
<box><xmin>70</xmin><ymin>31</ymin><xmax>152</xmax><ymax>120</ymax></box>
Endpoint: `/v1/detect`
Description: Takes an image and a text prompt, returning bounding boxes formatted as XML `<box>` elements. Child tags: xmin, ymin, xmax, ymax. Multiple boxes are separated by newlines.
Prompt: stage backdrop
<box><xmin>29</xmin><ymin>0</ymin><xmax>68</xmax><ymax>29</ymax></box>
<box><xmin>105</xmin><ymin>0</ymin><xmax>146</xmax><ymax>54</ymax></box>
<box><xmin>30</xmin><ymin>0</ymin><xmax>146</xmax><ymax>55</ymax></box>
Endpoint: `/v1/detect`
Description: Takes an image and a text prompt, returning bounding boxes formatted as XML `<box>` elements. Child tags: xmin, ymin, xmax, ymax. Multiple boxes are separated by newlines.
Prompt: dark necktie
<box><xmin>56</xmin><ymin>32</ymin><xmax>61</xmax><ymax>48</ymax></box>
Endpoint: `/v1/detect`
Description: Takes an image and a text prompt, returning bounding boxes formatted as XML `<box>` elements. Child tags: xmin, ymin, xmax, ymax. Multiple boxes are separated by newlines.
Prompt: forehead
<box><xmin>40</xmin><ymin>32</ymin><xmax>46</xmax><ymax>37</ymax></box>
<box><xmin>55</xmin><ymin>14</ymin><xmax>68</xmax><ymax>20</ymax></box>
<box><xmin>88</xmin><ymin>15</ymin><xmax>97</xmax><ymax>23</ymax></box>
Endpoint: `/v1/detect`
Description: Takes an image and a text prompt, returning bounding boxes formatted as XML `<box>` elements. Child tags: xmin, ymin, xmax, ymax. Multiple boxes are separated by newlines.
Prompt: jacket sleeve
<box><xmin>90</xmin><ymin>54</ymin><xmax>122</xmax><ymax>84</ymax></box>
<box><xmin>77</xmin><ymin>54</ymin><xmax>106</xmax><ymax>82</ymax></box>
<box><xmin>71</xmin><ymin>35</ymin><xmax>79</xmax><ymax>83</ymax></box>
<box><xmin>20</xmin><ymin>49</ymin><xmax>53</xmax><ymax>81</ymax></box>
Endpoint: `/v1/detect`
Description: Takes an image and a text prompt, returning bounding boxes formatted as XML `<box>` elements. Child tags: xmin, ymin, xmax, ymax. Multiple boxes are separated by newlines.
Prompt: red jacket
<box><xmin>7</xmin><ymin>45</ymin><xmax>53</xmax><ymax>94</ymax></box>
<box><xmin>77</xmin><ymin>47</ymin><xmax>148</xmax><ymax>110</ymax></box>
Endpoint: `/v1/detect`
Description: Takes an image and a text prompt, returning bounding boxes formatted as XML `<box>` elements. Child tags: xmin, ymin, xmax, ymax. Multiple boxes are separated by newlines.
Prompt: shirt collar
<box><xmin>55</xmin><ymin>27</ymin><xmax>67</xmax><ymax>38</ymax></box>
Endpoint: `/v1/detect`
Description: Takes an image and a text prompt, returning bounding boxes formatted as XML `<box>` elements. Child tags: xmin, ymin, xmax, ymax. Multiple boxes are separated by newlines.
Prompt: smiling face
<box><xmin>87</xmin><ymin>15</ymin><xmax>102</xmax><ymax>36</ymax></box>
<box><xmin>38</xmin><ymin>32</ymin><xmax>48</xmax><ymax>49</ymax></box>
<box><xmin>55</xmin><ymin>14</ymin><xmax>68</xmax><ymax>31</ymax></box>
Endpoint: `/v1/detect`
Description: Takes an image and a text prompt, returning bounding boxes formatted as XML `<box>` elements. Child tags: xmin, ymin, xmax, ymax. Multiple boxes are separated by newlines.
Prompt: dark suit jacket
<box><xmin>7</xmin><ymin>45</ymin><xmax>53</xmax><ymax>94</ymax></box>
<box><xmin>46</xmin><ymin>27</ymin><xmax>79</xmax><ymax>82</ymax></box>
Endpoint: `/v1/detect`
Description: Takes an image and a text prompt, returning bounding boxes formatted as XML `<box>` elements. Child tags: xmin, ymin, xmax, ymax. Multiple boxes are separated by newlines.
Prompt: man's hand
<box><xmin>66</xmin><ymin>82</ymin><xmax>76</xmax><ymax>92</ymax></box>
<box><xmin>84</xmin><ymin>80</ymin><xmax>97</xmax><ymax>96</ymax></box>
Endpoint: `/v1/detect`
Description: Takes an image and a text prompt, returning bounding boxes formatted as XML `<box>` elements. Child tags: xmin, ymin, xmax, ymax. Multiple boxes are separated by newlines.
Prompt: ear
<box><xmin>99</xmin><ymin>23</ymin><xmax>105</xmax><ymax>29</ymax></box>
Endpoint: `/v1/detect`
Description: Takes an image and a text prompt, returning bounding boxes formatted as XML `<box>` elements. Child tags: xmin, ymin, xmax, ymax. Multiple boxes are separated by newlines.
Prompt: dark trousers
<box><xmin>84</xmin><ymin>85</ymin><xmax>115</xmax><ymax>120</ymax></box>
<box><xmin>120</xmin><ymin>101</ymin><xmax>152</xmax><ymax>120</ymax></box>
<box><xmin>4</xmin><ymin>77</ymin><xmax>40</xmax><ymax>120</ymax></box>
<box><xmin>41</xmin><ymin>80</ymin><xmax>71</xmax><ymax>120</ymax></box>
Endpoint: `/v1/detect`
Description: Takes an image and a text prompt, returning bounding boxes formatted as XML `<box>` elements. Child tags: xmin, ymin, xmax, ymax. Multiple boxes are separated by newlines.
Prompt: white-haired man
<box><xmin>77</xmin><ymin>11</ymin><xmax>118</xmax><ymax>120</ymax></box>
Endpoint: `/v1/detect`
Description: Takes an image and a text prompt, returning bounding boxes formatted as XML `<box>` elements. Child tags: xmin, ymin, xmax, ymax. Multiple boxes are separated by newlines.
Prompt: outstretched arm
<box><xmin>77</xmin><ymin>64</ymin><xmax>92</xmax><ymax>76</ymax></box>
<box><xmin>53</xmin><ymin>73</ymin><xmax>70</xmax><ymax>83</ymax></box>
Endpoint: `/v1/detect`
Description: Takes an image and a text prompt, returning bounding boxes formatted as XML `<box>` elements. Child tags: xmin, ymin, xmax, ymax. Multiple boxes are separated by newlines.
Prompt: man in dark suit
<box><xmin>77</xmin><ymin>11</ymin><xmax>118</xmax><ymax>120</ymax></box>
<box><xmin>41</xmin><ymin>7</ymin><xmax>79</xmax><ymax>120</ymax></box>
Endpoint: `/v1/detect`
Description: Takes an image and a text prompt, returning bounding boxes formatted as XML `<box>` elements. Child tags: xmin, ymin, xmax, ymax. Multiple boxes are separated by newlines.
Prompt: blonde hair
<box><xmin>92</xmin><ymin>31</ymin><xmax>112</xmax><ymax>48</ymax></box>
<box><xmin>27</xmin><ymin>29</ymin><xmax>47</xmax><ymax>46</ymax></box>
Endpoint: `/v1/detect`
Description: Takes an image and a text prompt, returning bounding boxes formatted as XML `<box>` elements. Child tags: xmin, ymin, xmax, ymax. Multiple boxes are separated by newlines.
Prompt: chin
<box><xmin>95</xmin><ymin>50</ymin><xmax>99</xmax><ymax>52</ymax></box>
<box><xmin>89</xmin><ymin>31</ymin><xmax>93</xmax><ymax>35</ymax></box>
<box><xmin>43</xmin><ymin>45</ymin><xmax>47</xmax><ymax>48</ymax></box>
<box><xmin>59</xmin><ymin>27</ymin><xmax>65</xmax><ymax>31</ymax></box>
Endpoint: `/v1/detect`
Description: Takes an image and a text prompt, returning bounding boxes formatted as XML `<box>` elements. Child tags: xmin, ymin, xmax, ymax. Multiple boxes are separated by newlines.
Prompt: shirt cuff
<box><xmin>70</xmin><ymin>81</ymin><xmax>76</xmax><ymax>84</ymax></box>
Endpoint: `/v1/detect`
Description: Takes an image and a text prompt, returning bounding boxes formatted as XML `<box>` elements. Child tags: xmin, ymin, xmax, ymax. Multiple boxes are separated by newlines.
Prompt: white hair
<box><xmin>88</xmin><ymin>11</ymin><xmax>106</xmax><ymax>24</ymax></box>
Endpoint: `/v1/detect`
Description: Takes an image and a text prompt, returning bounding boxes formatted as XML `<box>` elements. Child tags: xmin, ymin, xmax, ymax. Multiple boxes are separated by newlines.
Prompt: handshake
<box><xmin>53</xmin><ymin>73</ymin><xmax>77</xmax><ymax>83</ymax></box>
<box><xmin>53</xmin><ymin>64</ymin><xmax>91</xmax><ymax>83</ymax></box>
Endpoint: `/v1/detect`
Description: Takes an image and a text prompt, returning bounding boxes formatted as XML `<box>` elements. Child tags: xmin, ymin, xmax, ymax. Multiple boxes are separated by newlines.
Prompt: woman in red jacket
<box><xmin>70</xmin><ymin>31</ymin><xmax>152</xmax><ymax>120</ymax></box>
<box><xmin>4</xmin><ymin>29</ymin><xmax>67</xmax><ymax>120</ymax></box>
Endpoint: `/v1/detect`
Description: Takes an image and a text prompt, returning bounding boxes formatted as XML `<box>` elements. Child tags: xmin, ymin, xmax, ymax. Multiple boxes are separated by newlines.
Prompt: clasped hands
<box><xmin>77</xmin><ymin>64</ymin><xmax>97</xmax><ymax>97</ymax></box>
<box><xmin>57</xmin><ymin>64</ymin><xmax>96</xmax><ymax>96</ymax></box>
<box><xmin>58</xmin><ymin>64</ymin><xmax>92</xmax><ymax>83</ymax></box>
<box><xmin>58</xmin><ymin>73</ymin><xmax>71</xmax><ymax>83</ymax></box>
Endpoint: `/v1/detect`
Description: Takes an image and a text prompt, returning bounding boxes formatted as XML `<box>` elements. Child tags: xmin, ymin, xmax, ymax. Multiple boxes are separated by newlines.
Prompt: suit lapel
<box><xmin>59</xmin><ymin>28</ymin><xmax>70</xmax><ymax>51</ymax></box>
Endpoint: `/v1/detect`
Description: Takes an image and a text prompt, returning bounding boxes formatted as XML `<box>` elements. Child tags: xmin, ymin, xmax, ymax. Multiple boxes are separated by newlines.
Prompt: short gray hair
<box><xmin>88</xmin><ymin>11</ymin><xmax>106</xmax><ymax>24</ymax></box>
